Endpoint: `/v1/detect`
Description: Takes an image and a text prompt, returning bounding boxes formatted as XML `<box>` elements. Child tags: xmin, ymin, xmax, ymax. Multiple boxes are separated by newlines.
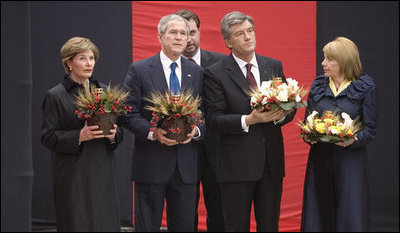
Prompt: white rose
<box><xmin>277</xmin><ymin>90</ymin><xmax>288</xmax><ymax>102</ymax></box>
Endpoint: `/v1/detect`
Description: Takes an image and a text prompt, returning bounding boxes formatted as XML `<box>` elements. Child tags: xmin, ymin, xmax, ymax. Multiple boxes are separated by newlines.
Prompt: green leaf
<box><xmin>104</xmin><ymin>102</ymin><xmax>112</xmax><ymax>113</ymax></box>
<box><xmin>280</xmin><ymin>102</ymin><xmax>295</xmax><ymax>110</ymax></box>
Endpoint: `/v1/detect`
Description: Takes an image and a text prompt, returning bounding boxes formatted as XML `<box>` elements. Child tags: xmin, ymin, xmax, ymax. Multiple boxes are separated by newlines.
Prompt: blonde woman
<box><xmin>301</xmin><ymin>37</ymin><xmax>378</xmax><ymax>231</ymax></box>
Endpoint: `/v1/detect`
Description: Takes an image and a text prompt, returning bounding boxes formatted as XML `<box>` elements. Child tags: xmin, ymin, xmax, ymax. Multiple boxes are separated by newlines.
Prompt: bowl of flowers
<box><xmin>74</xmin><ymin>85</ymin><xmax>132</xmax><ymax>135</ymax></box>
<box><xmin>249</xmin><ymin>77</ymin><xmax>308</xmax><ymax>111</ymax></box>
<box><xmin>299</xmin><ymin>110</ymin><xmax>362</xmax><ymax>143</ymax></box>
<box><xmin>144</xmin><ymin>90</ymin><xmax>204</xmax><ymax>142</ymax></box>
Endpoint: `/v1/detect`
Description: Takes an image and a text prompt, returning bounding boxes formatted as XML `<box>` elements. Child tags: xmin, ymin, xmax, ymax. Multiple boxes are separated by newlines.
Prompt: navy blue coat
<box><xmin>301</xmin><ymin>74</ymin><xmax>378</xmax><ymax>231</ymax></box>
<box><xmin>121</xmin><ymin>53</ymin><xmax>204</xmax><ymax>184</ymax></box>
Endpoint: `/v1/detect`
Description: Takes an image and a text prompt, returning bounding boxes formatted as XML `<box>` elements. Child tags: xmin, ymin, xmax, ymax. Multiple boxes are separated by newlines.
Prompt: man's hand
<box><xmin>180</xmin><ymin>127</ymin><xmax>198</xmax><ymax>144</ymax></box>
<box><xmin>153</xmin><ymin>128</ymin><xmax>178</xmax><ymax>146</ymax></box>
<box><xmin>245</xmin><ymin>108</ymin><xmax>286</xmax><ymax>126</ymax></box>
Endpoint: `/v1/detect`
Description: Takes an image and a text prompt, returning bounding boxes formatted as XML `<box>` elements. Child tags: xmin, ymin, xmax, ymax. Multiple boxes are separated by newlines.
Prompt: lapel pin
<box><xmin>187</xmin><ymin>74</ymin><xmax>192</xmax><ymax>78</ymax></box>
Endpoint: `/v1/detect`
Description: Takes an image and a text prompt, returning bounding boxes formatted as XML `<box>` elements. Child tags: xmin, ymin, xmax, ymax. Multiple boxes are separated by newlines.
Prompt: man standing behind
<box><xmin>203</xmin><ymin>11</ymin><xmax>296</xmax><ymax>232</ymax></box>
<box><xmin>174</xmin><ymin>9</ymin><xmax>226</xmax><ymax>232</ymax></box>
<box><xmin>121</xmin><ymin>14</ymin><xmax>204</xmax><ymax>232</ymax></box>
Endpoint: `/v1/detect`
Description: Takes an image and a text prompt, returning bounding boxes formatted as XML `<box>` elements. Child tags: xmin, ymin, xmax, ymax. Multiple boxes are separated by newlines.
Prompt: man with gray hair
<box><xmin>203</xmin><ymin>11</ymin><xmax>296</xmax><ymax>231</ymax></box>
<box><xmin>122</xmin><ymin>14</ymin><xmax>204</xmax><ymax>231</ymax></box>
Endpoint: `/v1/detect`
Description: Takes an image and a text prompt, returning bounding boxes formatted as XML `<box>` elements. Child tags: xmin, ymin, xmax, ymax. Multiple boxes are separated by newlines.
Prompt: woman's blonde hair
<box><xmin>60</xmin><ymin>37</ymin><xmax>99</xmax><ymax>74</ymax></box>
<box><xmin>323</xmin><ymin>37</ymin><xmax>362</xmax><ymax>81</ymax></box>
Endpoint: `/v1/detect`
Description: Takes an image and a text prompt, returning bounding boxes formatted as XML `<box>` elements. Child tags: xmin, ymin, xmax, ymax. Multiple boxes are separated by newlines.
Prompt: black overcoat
<box><xmin>41</xmin><ymin>75</ymin><xmax>123</xmax><ymax>232</ymax></box>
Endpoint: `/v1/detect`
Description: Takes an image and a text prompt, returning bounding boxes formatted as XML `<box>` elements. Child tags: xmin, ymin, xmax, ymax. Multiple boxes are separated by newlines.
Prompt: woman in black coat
<box><xmin>41</xmin><ymin>37</ymin><xmax>123</xmax><ymax>231</ymax></box>
<box><xmin>301</xmin><ymin>37</ymin><xmax>378</xmax><ymax>231</ymax></box>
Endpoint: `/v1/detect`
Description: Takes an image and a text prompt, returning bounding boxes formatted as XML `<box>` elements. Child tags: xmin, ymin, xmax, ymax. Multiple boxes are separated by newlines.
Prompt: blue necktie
<box><xmin>170</xmin><ymin>62</ymin><xmax>180</xmax><ymax>95</ymax></box>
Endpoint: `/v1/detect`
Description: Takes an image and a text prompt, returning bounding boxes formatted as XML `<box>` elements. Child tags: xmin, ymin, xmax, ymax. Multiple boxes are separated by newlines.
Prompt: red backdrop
<box><xmin>131</xmin><ymin>1</ymin><xmax>316</xmax><ymax>231</ymax></box>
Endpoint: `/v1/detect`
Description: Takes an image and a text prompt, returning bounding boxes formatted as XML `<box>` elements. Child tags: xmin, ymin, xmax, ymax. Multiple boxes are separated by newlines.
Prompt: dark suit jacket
<box><xmin>203</xmin><ymin>53</ymin><xmax>295</xmax><ymax>182</ymax></box>
<box><xmin>122</xmin><ymin>53</ymin><xmax>204</xmax><ymax>184</ymax></box>
<box><xmin>200</xmin><ymin>49</ymin><xmax>226</xmax><ymax>68</ymax></box>
<box><xmin>199</xmin><ymin>49</ymin><xmax>226</xmax><ymax>176</ymax></box>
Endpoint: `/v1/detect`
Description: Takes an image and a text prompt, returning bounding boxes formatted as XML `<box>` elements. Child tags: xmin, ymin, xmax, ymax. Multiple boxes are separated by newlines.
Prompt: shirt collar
<box><xmin>62</xmin><ymin>74</ymin><xmax>97</xmax><ymax>92</ymax></box>
<box><xmin>329</xmin><ymin>77</ymin><xmax>352</xmax><ymax>97</ymax></box>
<box><xmin>160</xmin><ymin>50</ymin><xmax>182</xmax><ymax>69</ymax></box>
<box><xmin>232</xmin><ymin>52</ymin><xmax>258</xmax><ymax>69</ymax></box>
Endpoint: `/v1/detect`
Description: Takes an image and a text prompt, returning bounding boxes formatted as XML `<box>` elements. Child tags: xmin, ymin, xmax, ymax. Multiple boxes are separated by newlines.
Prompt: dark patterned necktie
<box><xmin>245</xmin><ymin>63</ymin><xmax>257</xmax><ymax>89</ymax></box>
<box><xmin>170</xmin><ymin>62</ymin><xmax>180</xmax><ymax>94</ymax></box>
<box><xmin>188</xmin><ymin>58</ymin><xmax>196</xmax><ymax>64</ymax></box>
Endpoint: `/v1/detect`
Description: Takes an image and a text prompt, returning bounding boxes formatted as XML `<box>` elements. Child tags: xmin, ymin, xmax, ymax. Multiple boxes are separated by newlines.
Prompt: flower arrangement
<box><xmin>299</xmin><ymin>110</ymin><xmax>362</xmax><ymax>143</ymax></box>
<box><xmin>74</xmin><ymin>85</ymin><xmax>132</xmax><ymax>135</ymax></box>
<box><xmin>249</xmin><ymin>77</ymin><xmax>308</xmax><ymax>111</ymax></box>
<box><xmin>144</xmin><ymin>90</ymin><xmax>204</xmax><ymax>142</ymax></box>
<box><xmin>74</xmin><ymin>85</ymin><xmax>132</xmax><ymax>119</ymax></box>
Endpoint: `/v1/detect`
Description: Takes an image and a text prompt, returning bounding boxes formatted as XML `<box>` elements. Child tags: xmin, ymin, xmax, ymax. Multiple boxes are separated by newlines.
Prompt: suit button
<box><xmin>98</xmin><ymin>161</ymin><xmax>103</xmax><ymax>167</ymax></box>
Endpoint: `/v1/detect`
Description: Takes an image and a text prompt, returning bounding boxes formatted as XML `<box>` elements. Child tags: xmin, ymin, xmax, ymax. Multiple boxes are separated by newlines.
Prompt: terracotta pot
<box><xmin>161</xmin><ymin>116</ymin><xmax>191</xmax><ymax>142</ymax></box>
<box><xmin>87</xmin><ymin>113</ymin><xmax>117</xmax><ymax>135</ymax></box>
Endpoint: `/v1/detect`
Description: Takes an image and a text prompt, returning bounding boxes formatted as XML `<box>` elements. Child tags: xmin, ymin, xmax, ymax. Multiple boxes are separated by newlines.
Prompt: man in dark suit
<box><xmin>203</xmin><ymin>11</ymin><xmax>296</xmax><ymax>232</ymax></box>
<box><xmin>174</xmin><ymin>9</ymin><xmax>226</xmax><ymax>232</ymax></box>
<box><xmin>121</xmin><ymin>14</ymin><xmax>204</xmax><ymax>232</ymax></box>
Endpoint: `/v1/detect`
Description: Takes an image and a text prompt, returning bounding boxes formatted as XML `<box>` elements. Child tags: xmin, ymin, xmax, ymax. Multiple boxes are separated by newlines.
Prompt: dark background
<box><xmin>1</xmin><ymin>1</ymin><xmax>398</xmax><ymax>231</ymax></box>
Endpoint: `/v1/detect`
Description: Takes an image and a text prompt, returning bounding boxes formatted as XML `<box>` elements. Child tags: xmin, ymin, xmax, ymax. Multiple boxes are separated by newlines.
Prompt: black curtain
<box><xmin>1</xmin><ymin>2</ymin><xmax>34</xmax><ymax>232</ymax></box>
<box><xmin>317</xmin><ymin>2</ymin><xmax>399</xmax><ymax>231</ymax></box>
<box><xmin>2</xmin><ymin>1</ymin><xmax>134</xmax><ymax>231</ymax></box>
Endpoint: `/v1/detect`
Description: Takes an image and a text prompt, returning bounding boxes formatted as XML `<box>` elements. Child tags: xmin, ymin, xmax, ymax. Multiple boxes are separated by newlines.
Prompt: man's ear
<box><xmin>158</xmin><ymin>33</ymin><xmax>163</xmax><ymax>44</ymax></box>
<box><xmin>224</xmin><ymin>39</ymin><xmax>232</xmax><ymax>49</ymax></box>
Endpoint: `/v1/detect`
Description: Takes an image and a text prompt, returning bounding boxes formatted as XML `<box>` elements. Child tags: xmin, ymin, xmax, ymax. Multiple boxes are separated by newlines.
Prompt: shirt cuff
<box><xmin>241</xmin><ymin>115</ymin><xmax>249</xmax><ymax>133</ymax></box>
<box><xmin>147</xmin><ymin>131</ymin><xmax>156</xmax><ymax>141</ymax></box>
<box><xmin>274</xmin><ymin>115</ymin><xmax>286</xmax><ymax>125</ymax></box>
<box><xmin>193</xmin><ymin>126</ymin><xmax>201</xmax><ymax>140</ymax></box>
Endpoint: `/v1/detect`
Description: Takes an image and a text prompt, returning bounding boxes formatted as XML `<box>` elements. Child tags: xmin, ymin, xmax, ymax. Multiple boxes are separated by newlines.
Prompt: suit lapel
<box><xmin>148</xmin><ymin>53</ymin><xmax>168</xmax><ymax>92</ymax></box>
<box><xmin>226</xmin><ymin>54</ymin><xmax>252</xmax><ymax>95</ymax></box>
<box><xmin>200</xmin><ymin>49</ymin><xmax>211</xmax><ymax>68</ymax></box>
<box><xmin>181</xmin><ymin>59</ymin><xmax>194</xmax><ymax>92</ymax></box>
<box><xmin>257</xmin><ymin>54</ymin><xmax>272</xmax><ymax>83</ymax></box>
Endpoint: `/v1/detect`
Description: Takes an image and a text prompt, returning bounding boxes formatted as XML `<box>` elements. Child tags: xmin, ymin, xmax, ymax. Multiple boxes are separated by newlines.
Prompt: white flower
<box><xmin>328</xmin><ymin>126</ymin><xmax>340</xmax><ymax>135</ymax></box>
<box><xmin>251</xmin><ymin>96</ymin><xmax>258</xmax><ymax>105</ymax></box>
<box><xmin>260</xmin><ymin>81</ymin><xmax>272</xmax><ymax>93</ymax></box>
<box><xmin>295</xmin><ymin>93</ymin><xmax>302</xmax><ymax>102</ymax></box>
<box><xmin>307</xmin><ymin>111</ymin><xmax>319</xmax><ymax>127</ymax></box>
<box><xmin>286</xmin><ymin>78</ymin><xmax>298</xmax><ymax>88</ymax></box>
<box><xmin>261</xmin><ymin>89</ymin><xmax>273</xmax><ymax>98</ymax></box>
<box><xmin>341</xmin><ymin>112</ymin><xmax>353</xmax><ymax>128</ymax></box>
<box><xmin>278</xmin><ymin>83</ymin><xmax>288</xmax><ymax>92</ymax></box>
<box><xmin>261</xmin><ymin>96</ymin><xmax>268</xmax><ymax>105</ymax></box>
<box><xmin>277</xmin><ymin>90</ymin><xmax>288</xmax><ymax>102</ymax></box>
